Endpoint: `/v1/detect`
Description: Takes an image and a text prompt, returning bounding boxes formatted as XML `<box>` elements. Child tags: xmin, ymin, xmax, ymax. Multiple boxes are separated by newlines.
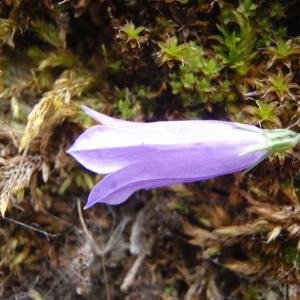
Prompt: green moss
<box><xmin>1</xmin><ymin>0</ymin><xmax>300</xmax><ymax>298</ymax></box>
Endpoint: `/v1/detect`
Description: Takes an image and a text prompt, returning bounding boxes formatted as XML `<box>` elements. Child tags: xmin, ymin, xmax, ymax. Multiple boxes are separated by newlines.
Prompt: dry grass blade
<box><xmin>266</xmin><ymin>226</ymin><xmax>282</xmax><ymax>243</ymax></box>
<box><xmin>248</xmin><ymin>204</ymin><xmax>298</xmax><ymax>222</ymax></box>
<box><xmin>214</xmin><ymin>220</ymin><xmax>272</xmax><ymax>237</ymax></box>
<box><xmin>0</xmin><ymin>18</ymin><xmax>17</xmax><ymax>47</ymax></box>
<box><xmin>223</xmin><ymin>259</ymin><xmax>264</xmax><ymax>276</ymax></box>
<box><xmin>0</xmin><ymin>156</ymin><xmax>41</xmax><ymax>217</ymax></box>
<box><xmin>19</xmin><ymin>69</ymin><xmax>94</xmax><ymax>152</ymax></box>
<box><xmin>182</xmin><ymin>221</ymin><xmax>219</xmax><ymax>245</ymax></box>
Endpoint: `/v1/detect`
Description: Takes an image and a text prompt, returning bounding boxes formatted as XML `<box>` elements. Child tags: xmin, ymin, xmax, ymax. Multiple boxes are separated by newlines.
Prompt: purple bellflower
<box><xmin>67</xmin><ymin>106</ymin><xmax>300</xmax><ymax>209</ymax></box>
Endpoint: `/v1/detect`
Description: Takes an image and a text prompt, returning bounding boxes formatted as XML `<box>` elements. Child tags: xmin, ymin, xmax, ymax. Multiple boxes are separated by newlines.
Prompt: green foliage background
<box><xmin>1</xmin><ymin>0</ymin><xmax>300</xmax><ymax>299</ymax></box>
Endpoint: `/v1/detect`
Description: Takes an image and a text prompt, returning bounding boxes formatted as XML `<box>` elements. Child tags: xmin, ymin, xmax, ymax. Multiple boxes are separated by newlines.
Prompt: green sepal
<box><xmin>237</xmin><ymin>125</ymin><xmax>300</xmax><ymax>157</ymax></box>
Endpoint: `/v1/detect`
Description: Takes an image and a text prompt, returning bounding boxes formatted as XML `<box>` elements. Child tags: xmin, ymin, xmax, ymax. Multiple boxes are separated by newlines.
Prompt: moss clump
<box><xmin>1</xmin><ymin>0</ymin><xmax>300</xmax><ymax>299</ymax></box>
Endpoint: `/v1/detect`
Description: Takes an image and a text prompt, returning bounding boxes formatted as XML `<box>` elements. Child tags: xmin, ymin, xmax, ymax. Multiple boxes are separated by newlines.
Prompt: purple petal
<box><xmin>82</xmin><ymin>106</ymin><xmax>135</xmax><ymax>128</ymax></box>
<box><xmin>67</xmin><ymin>120</ymin><xmax>267</xmax><ymax>174</ymax></box>
<box><xmin>82</xmin><ymin>106</ymin><xmax>248</xmax><ymax>131</ymax></box>
<box><xmin>84</xmin><ymin>147</ymin><xmax>266</xmax><ymax>208</ymax></box>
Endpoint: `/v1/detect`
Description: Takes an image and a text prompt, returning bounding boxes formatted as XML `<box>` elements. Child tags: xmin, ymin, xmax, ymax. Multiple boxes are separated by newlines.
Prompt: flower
<box><xmin>67</xmin><ymin>106</ymin><xmax>300</xmax><ymax>209</ymax></box>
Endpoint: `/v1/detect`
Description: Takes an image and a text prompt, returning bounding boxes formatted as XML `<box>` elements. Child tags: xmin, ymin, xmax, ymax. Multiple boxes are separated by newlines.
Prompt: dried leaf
<box><xmin>0</xmin><ymin>18</ymin><xmax>17</xmax><ymax>47</ymax></box>
<box><xmin>214</xmin><ymin>220</ymin><xmax>272</xmax><ymax>237</ymax></box>
<box><xmin>29</xmin><ymin>289</ymin><xmax>45</xmax><ymax>300</ymax></box>
<box><xmin>0</xmin><ymin>191</ymin><xmax>9</xmax><ymax>217</ymax></box>
<box><xmin>209</xmin><ymin>205</ymin><xmax>231</xmax><ymax>227</ymax></box>
<box><xmin>41</xmin><ymin>161</ymin><xmax>50</xmax><ymax>182</ymax></box>
<box><xmin>224</xmin><ymin>259</ymin><xmax>263</xmax><ymax>276</ymax></box>
<box><xmin>248</xmin><ymin>205</ymin><xmax>294</xmax><ymax>222</ymax></box>
<box><xmin>288</xmin><ymin>284</ymin><xmax>300</xmax><ymax>300</ymax></box>
<box><xmin>266</xmin><ymin>226</ymin><xmax>282</xmax><ymax>243</ymax></box>
<box><xmin>288</xmin><ymin>224</ymin><xmax>300</xmax><ymax>236</ymax></box>
<box><xmin>0</xmin><ymin>156</ymin><xmax>41</xmax><ymax>215</ymax></box>
<box><xmin>206</xmin><ymin>277</ymin><xmax>223</xmax><ymax>300</ymax></box>
<box><xmin>281</xmin><ymin>184</ymin><xmax>299</xmax><ymax>205</ymax></box>
<box><xmin>182</xmin><ymin>221</ymin><xmax>219</xmax><ymax>245</ymax></box>
<box><xmin>11</xmin><ymin>248</ymin><xmax>30</xmax><ymax>267</ymax></box>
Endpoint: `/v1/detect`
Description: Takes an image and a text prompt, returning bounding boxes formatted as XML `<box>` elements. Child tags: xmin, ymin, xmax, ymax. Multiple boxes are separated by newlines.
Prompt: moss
<box><xmin>1</xmin><ymin>0</ymin><xmax>300</xmax><ymax>299</ymax></box>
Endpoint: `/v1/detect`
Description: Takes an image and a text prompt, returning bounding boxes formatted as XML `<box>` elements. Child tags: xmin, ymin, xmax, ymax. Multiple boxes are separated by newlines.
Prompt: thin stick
<box><xmin>77</xmin><ymin>199</ymin><xmax>111</xmax><ymax>300</ymax></box>
<box><xmin>120</xmin><ymin>237</ymin><xmax>154</xmax><ymax>292</ymax></box>
<box><xmin>4</xmin><ymin>216</ymin><xmax>60</xmax><ymax>239</ymax></box>
<box><xmin>77</xmin><ymin>199</ymin><xmax>102</xmax><ymax>255</ymax></box>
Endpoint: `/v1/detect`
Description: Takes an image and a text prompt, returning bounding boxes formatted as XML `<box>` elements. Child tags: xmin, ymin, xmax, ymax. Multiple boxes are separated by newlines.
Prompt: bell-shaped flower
<box><xmin>67</xmin><ymin>106</ymin><xmax>300</xmax><ymax>209</ymax></box>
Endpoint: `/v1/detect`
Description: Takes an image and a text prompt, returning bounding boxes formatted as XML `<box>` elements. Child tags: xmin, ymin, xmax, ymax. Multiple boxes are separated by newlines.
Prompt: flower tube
<box><xmin>67</xmin><ymin>106</ymin><xmax>300</xmax><ymax>208</ymax></box>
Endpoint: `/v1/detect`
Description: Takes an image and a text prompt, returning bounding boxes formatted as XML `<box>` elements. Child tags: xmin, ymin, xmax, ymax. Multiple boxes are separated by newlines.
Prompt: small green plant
<box><xmin>116</xmin><ymin>21</ymin><xmax>147</xmax><ymax>48</ymax></box>
<box><xmin>270</xmin><ymin>2</ymin><xmax>285</xmax><ymax>19</ymax></box>
<box><xmin>213</xmin><ymin>11</ymin><xmax>256</xmax><ymax>75</ymax></box>
<box><xmin>244</xmin><ymin>287</ymin><xmax>258</xmax><ymax>300</ymax></box>
<box><xmin>244</xmin><ymin>100</ymin><xmax>280</xmax><ymax>126</ymax></box>
<box><xmin>267</xmin><ymin>39</ymin><xmax>300</xmax><ymax>67</ymax></box>
<box><xmin>237</xmin><ymin>0</ymin><xmax>258</xmax><ymax>17</ymax></box>
<box><xmin>73</xmin><ymin>171</ymin><xmax>95</xmax><ymax>192</ymax></box>
<box><xmin>200</xmin><ymin>58</ymin><xmax>222</xmax><ymax>79</ymax></box>
<box><xmin>259</xmin><ymin>70</ymin><xmax>299</xmax><ymax>101</ymax></box>
<box><xmin>167</xmin><ymin>200</ymin><xmax>189</xmax><ymax>214</ymax></box>
<box><xmin>31</xmin><ymin>19</ymin><xmax>65</xmax><ymax>48</ymax></box>
<box><xmin>38</xmin><ymin>50</ymin><xmax>78</xmax><ymax>70</ymax></box>
<box><xmin>157</xmin><ymin>36</ymin><xmax>187</xmax><ymax>65</ymax></box>
<box><xmin>284</xmin><ymin>245</ymin><xmax>300</xmax><ymax>268</ymax></box>
<box><xmin>166</xmin><ymin>40</ymin><xmax>235</xmax><ymax>107</ymax></box>
<box><xmin>164</xmin><ymin>38</ymin><xmax>230</xmax><ymax>106</ymax></box>
<box><xmin>157</xmin><ymin>36</ymin><xmax>203</xmax><ymax>68</ymax></box>
<box><xmin>177</xmin><ymin>0</ymin><xmax>189</xmax><ymax>4</ymax></box>
<box><xmin>116</xmin><ymin>87</ymin><xmax>140</xmax><ymax>119</ymax></box>
<box><xmin>196</xmin><ymin>78</ymin><xmax>214</xmax><ymax>94</ymax></box>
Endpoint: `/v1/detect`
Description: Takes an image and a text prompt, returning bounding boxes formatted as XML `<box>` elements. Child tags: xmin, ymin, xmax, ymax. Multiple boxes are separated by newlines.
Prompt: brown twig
<box><xmin>120</xmin><ymin>237</ymin><xmax>154</xmax><ymax>292</ymax></box>
<box><xmin>77</xmin><ymin>199</ymin><xmax>111</xmax><ymax>300</ymax></box>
